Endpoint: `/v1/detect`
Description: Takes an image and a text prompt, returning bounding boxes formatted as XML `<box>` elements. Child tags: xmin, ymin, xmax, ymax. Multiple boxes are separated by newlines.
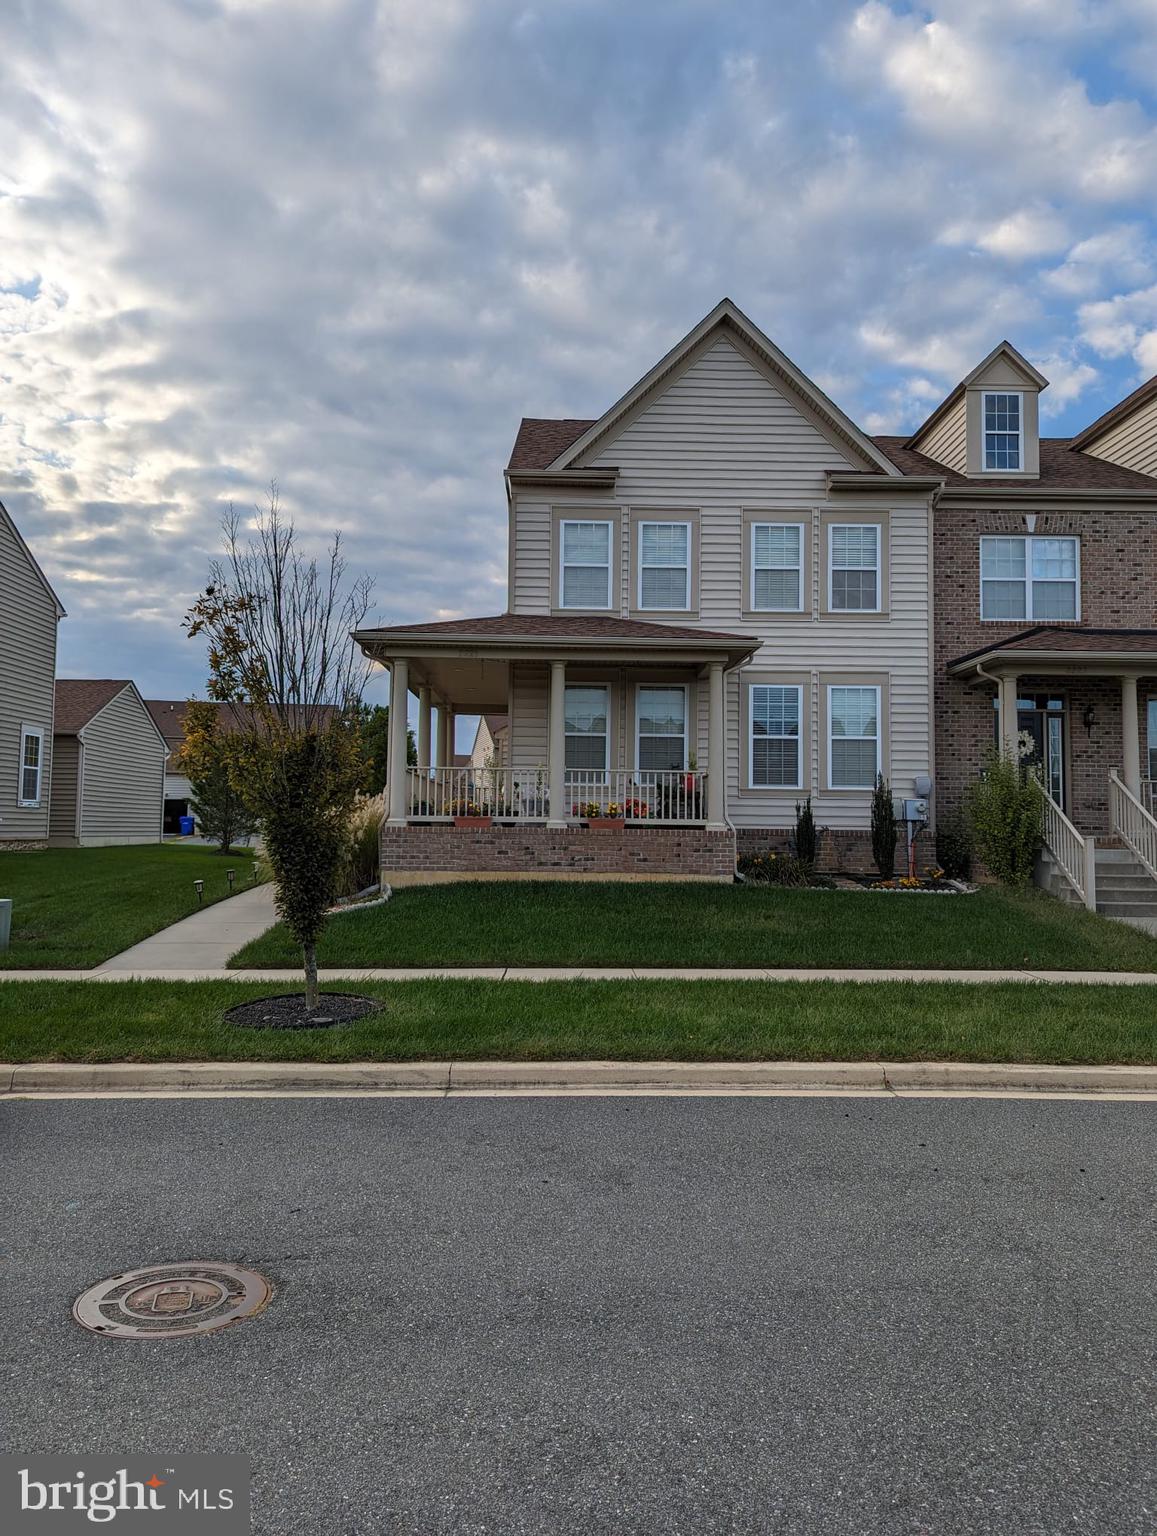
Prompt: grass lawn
<box><xmin>230</xmin><ymin>880</ymin><xmax>1157</xmax><ymax>972</ymax></box>
<box><xmin>0</xmin><ymin>978</ymin><xmax>1154</xmax><ymax>1064</ymax></box>
<box><xmin>0</xmin><ymin>845</ymin><xmax>263</xmax><ymax>969</ymax></box>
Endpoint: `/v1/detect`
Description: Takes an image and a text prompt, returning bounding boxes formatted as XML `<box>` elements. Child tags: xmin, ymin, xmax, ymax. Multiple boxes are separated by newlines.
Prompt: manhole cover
<box><xmin>73</xmin><ymin>1263</ymin><xmax>272</xmax><ymax>1339</ymax></box>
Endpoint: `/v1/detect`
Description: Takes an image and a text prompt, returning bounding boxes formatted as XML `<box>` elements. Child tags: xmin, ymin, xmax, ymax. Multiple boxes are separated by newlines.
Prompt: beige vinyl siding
<box><xmin>912</xmin><ymin>397</ymin><xmax>967</xmax><ymax>473</ymax></box>
<box><xmin>1083</xmin><ymin>392</ymin><xmax>1157</xmax><ymax>477</ymax></box>
<box><xmin>0</xmin><ymin>510</ymin><xmax>59</xmax><ymax>843</ymax></box>
<box><xmin>76</xmin><ymin>688</ymin><xmax>166</xmax><ymax>845</ymax></box>
<box><xmin>164</xmin><ymin>770</ymin><xmax>194</xmax><ymax>801</ymax></box>
<box><xmin>507</xmin><ymin>330</ymin><xmax>933</xmax><ymax>830</ymax></box>
<box><xmin>48</xmin><ymin>737</ymin><xmax>81</xmax><ymax>841</ymax></box>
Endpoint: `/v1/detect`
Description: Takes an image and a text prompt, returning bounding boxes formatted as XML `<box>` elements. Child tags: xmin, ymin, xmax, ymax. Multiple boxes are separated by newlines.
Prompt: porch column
<box><xmin>417</xmin><ymin>686</ymin><xmax>432</xmax><ymax>769</ymax></box>
<box><xmin>547</xmin><ymin>659</ymin><xmax>567</xmax><ymax>828</ymax></box>
<box><xmin>1121</xmin><ymin>675</ymin><xmax>1141</xmax><ymax>796</ymax></box>
<box><xmin>998</xmin><ymin>673</ymin><xmax>1019</xmax><ymax>757</ymax></box>
<box><xmin>434</xmin><ymin>701</ymin><xmax>449</xmax><ymax>770</ymax></box>
<box><xmin>387</xmin><ymin>658</ymin><xmax>410</xmax><ymax>825</ymax></box>
<box><xmin>707</xmin><ymin>662</ymin><xmax>726</xmax><ymax>829</ymax></box>
<box><xmin>443</xmin><ymin>708</ymin><xmax>456</xmax><ymax>767</ymax></box>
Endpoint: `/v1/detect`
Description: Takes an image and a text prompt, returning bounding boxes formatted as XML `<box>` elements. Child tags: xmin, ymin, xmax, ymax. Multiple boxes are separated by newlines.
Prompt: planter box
<box><xmin>453</xmin><ymin>816</ymin><xmax>493</xmax><ymax>828</ymax></box>
<box><xmin>586</xmin><ymin>818</ymin><xmax>626</xmax><ymax>830</ymax></box>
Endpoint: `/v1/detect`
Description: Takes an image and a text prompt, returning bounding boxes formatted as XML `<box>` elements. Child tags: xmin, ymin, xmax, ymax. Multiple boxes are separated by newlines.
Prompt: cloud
<box><xmin>0</xmin><ymin>0</ymin><xmax>1155</xmax><ymax>694</ymax></box>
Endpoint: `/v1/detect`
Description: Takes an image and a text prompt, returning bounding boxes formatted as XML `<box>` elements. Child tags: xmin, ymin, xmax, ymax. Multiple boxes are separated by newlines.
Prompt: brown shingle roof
<box><xmin>54</xmin><ymin>680</ymin><xmax>131</xmax><ymax>734</ymax></box>
<box><xmin>1070</xmin><ymin>374</ymin><xmax>1157</xmax><ymax>450</ymax></box>
<box><xmin>873</xmin><ymin>435</ymin><xmax>1157</xmax><ymax>490</ymax></box>
<box><xmin>507</xmin><ymin>418</ymin><xmax>595</xmax><ymax>471</ymax></box>
<box><xmin>949</xmin><ymin>626</ymin><xmax>1157</xmax><ymax>671</ymax></box>
<box><xmin>357</xmin><ymin>612</ymin><xmax>751</xmax><ymax>644</ymax></box>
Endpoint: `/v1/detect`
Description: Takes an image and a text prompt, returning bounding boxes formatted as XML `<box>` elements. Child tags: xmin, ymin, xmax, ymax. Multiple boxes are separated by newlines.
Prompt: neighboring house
<box><xmin>355</xmin><ymin>298</ymin><xmax>940</xmax><ymax>880</ymax></box>
<box><xmin>50</xmin><ymin>681</ymin><xmax>168</xmax><ymax>847</ymax></box>
<box><xmin>147</xmin><ymin>699</ymin><xmax>202</xmax><ymax>833</ymax></box>
<box><xmin>0</xmin><ymin>499</ymin><xmax>66</xmax><ymax>851</ymax></box>
<box><xmin>470</xmin><ymin>714</ymin><xmax>508</xmax><ymax>771</ymax></box>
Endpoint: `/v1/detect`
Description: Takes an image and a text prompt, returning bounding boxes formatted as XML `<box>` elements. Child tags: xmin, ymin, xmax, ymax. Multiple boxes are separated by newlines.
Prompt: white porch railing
<box><xmin>1033</xmin><ymin>776</ymin><xmax>1096</xmax><ymax>910</ymax></box>
<box><xmin>1143</xmin><ymin>778</ymin><xmax>1155</xmax><ymax>817</ymax></box>
<box><xmin>1109</xmin><ymin>770</ymin><xmax>1157</xmax><ymax>884</ymax></box>
<box><xmin>404</xmin><ymin>767</ymin><xmax>707</xmax><ymax>825</ymax></box>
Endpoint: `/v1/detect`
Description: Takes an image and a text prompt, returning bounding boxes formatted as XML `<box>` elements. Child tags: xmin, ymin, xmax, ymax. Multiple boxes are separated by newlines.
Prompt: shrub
<box><xmin>335</xmin><ymin>795</ymin><xmax>384</xmax><ymax>899</ymax></box>
<box><xmin>870</xmin><ymin>774</ymin><xmax>898</xmax><ymax>878</ymax></box>
<box><xmin>793</xmin><ymin>796</ymin><xmax>819</xmax><ymax>867</ymax></box>
<box><xmin>934</xmin><ymin>811</ymin><xmax>973</xmax><ymax>880</ymax></box>
<box><xmin>737</xmin><ymin>851</ymin><xmax>811</xmax><ymax>886</ymax></box>
<box><xmin>967</xmin><ymin>748</ymin><xmax>1043</xmax><ymax>887</ymax></box>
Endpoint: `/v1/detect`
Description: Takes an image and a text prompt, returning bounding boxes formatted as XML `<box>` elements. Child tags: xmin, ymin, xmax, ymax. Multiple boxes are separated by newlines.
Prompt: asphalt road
<box><xmin>2</xmin><ymin>1095</ymin><xmax>1154</xmax><ymax>1535</ymax></box>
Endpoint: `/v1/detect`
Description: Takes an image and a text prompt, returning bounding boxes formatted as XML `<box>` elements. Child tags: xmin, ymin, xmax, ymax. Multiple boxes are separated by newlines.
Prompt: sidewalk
<box><xmin>94</xmin><ymin>883</ymin><xmax>279</xmax><ymax>973</ymax></box>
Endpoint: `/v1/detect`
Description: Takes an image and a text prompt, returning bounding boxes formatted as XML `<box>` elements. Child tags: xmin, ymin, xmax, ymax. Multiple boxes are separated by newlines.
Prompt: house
<box><xmin>353</xmin><ymin>299</ymin><xmax>1157</xmax><ymax>892</ymax></box>
<box><xmin>146</xmin><ymin>699</ymin><xmax>204</xmax><ymax>833</ymax></box>
<box><xmin>0</xmin><ymin>499</ymin><xmax>66</xmax><ymax>851</ymax></box>
<box><xmin>50</xmin><ymin>681</ymin><xmax>168</xmax><ymax>847</ymax></box>
<box><xmin>354</xmin><ymin>299</ymin><xmax>939</xmax><ymax>880</ymax></box>
<box><xmin>470</xmin><ymin>714</ymin><xmax>508</xmax><ymax>771</ymax></box>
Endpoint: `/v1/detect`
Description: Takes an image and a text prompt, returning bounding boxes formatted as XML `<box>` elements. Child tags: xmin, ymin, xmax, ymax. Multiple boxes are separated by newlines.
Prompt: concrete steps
<box><xmin>1037</xmin><ymin>844</ymin><xmax>1157</xmax><ymax>932</ymax></box>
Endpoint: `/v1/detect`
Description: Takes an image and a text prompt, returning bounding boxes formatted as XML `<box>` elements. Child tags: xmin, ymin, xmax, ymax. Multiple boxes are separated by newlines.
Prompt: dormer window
<box><xmin>983</xmin><ymin>392</ymin><xmax>1022</xmax><ymax>471</ymax></box>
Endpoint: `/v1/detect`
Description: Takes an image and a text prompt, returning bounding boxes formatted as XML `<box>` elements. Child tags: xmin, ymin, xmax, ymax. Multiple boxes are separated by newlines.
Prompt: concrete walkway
<box><xmin>94</xmin><ymin>883</ymin><xmax>279</xmax><ymax>973</ymax></box>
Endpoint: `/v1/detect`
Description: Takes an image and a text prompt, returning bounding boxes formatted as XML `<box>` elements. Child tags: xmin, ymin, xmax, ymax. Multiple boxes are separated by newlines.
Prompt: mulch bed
<box><xmin>224</xmin><ymin>993</ymin><xmax>383</xmax><ymax>1031</ymax></box>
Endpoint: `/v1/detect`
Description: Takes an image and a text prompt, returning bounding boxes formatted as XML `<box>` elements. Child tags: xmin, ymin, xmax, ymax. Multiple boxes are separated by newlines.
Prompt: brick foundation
<box><xmin>381</xmin><ymin>823</ymin><xmax>736</xmax><ymax>881</ymax></box>
<box><xmin>734</xmin><ymin>826</ymin><xmax>887</xmax><ymax>875</ymax></box>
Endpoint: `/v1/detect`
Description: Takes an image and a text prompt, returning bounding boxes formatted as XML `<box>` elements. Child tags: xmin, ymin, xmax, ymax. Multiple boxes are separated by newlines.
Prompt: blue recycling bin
<box><xmin>179</xmin><ymin>815</ymin><xmax>195</xmax><ymax>836</ymax></box>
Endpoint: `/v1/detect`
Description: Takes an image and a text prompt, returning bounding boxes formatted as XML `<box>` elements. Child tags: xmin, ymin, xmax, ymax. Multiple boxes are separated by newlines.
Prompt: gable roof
<box><xmin>54</xmin><ymin>680</ymin><xmax>133</xmax><ymax>735</ymax></box>
<box><xmin>538</xmin><ymin>298</ymin><xmax>900</xmax><ymax>477</ymax></box>
<box><xmin>907</xmin><ymin>341</ymin><xmax>1049</xmax><ymax>451</ymax></box>
<box><xmin>0</xmin><ymin>498</ymin><xmax>66</xmax><ymax>619</ymax></box>
<box><xmin>872</xmin><ymin>435</ymin><xmax>1157</xmax><ymax>491</ymax></box>
<box><xmin>1070</xmin><ymin>372</ymin><xmax>1157</xmax><ymax>451</ymax></box>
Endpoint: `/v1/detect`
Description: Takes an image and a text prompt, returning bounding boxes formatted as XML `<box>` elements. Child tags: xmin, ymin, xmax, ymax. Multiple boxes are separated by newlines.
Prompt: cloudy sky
<box><xmin>4</xmin><ymin>0</ymin><xmax>1157</xmax><ymax>706</ymax></box>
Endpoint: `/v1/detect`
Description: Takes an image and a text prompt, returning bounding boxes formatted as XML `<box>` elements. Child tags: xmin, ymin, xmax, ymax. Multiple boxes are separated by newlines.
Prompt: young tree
<box><xmin>871</xmin><ymin>773</ymin><xmax>898</xmax><ymax>878</ymax></box>
<box><xmin>182</xmin><ymin>712</ymin><xmax>259</xmax><ymax>853</ymax></box>
<box><xmin>357</xmin><ymin>703</ymin><xmax>415</xmax><ymax>795</ymax></box>
<box><xmin>183</xmin><ymin>487</ymin><xmax>374</xmax><ymax>1010</ymax></box>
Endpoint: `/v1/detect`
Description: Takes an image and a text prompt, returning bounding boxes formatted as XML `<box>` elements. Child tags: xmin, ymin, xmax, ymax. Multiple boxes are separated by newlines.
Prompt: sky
<box><xmin>4</xmin><ymin>0</ymin><xmax>1157</xmax><ymax>712</ymax></box>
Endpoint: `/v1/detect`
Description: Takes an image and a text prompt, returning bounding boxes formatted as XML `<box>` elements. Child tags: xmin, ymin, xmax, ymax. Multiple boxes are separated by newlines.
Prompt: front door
<box><xmin>995</xmin><ymin>693</ymin><xmax>1066</xmax><ymax>809</ymax></box>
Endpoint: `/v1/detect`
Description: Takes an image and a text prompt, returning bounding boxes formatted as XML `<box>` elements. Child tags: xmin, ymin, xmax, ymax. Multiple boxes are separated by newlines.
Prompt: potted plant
<box><xmin>450</xmin><ymin>798</ymin><xmax>492</xmax><ymax>828</ymax></box>
<box><xmin>584</xmin><ymin>799</ymin><xmax>625</xmax><ymax>830</ymax></box>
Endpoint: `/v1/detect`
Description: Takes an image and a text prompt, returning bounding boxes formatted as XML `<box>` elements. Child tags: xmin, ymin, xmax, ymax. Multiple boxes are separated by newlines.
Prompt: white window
<box><xmin>564</xmin><ymin>686</ymin><xmax>609</xmax><ymax>780</ymax></box>
<box><xmin>829</xmin><ymin>524</ymin><xmax>880</xmax><ymax>612</ymax></box>
<box><xmin>636</xmin><ymin>686</ymin><xmax>687</xmax><ymax>772</ymax></box>
<box><xmin>828</xmin><ymin>686</ymin><xmax>881</xmax><ymax>789</ymax></box>
<box><xmin>638</xmin><ymin>522</ymin><xmax>690</xmax><ymax>610</ymax></box>
<box><xmin>18</xmin><ymin>725</ymin><xmax>44</xmax><ymax>807</ymax></box>
<box><xmin>980</xmin><ymin>536</ymin><xmax>1079</xmax><ymax>621</ymax></box>
<box><xmin>560</xmin><ymin>520</ymin><xmax>612</xmax><ymax>609</ymax></box>
<box><xmin>752</xmin><ymin>523</ymin><xmax>804</xmax><ymax>611</ymax></box>
<box><xmin>983</xmin><ymin>392</ymin><xmax>1022</xmax><ymax>471</ymax></box>
<box><xmin>749</xmin><ymin>685</ymin><xmax>802</xmax><ymax>789</ymax></box>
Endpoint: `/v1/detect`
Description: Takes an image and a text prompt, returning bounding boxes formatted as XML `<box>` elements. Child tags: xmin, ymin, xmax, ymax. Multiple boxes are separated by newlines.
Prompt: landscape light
<box><xmin>194</xmin><ymin>879</ymin><xmax>204</xmax><ymax>903</ymax></box>
<box><xmin>227</xmin><ymin>869</ymin><xmax>236</xmax><ymax>891</ymax></box>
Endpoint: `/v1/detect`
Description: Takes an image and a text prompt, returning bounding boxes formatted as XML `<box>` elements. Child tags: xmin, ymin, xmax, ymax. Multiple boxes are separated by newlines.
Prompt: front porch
<box><xmin>353</xmin><ymin>613</ymin><xmax>758</xmax><ymax>881</ymax></box>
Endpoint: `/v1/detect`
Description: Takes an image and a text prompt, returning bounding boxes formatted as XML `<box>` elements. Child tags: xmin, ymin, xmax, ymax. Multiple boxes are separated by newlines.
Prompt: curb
<box><xmin>2</xmin><ymin>1060</ymin><xmax>1156</xmax><ymax>1097</ymax></box>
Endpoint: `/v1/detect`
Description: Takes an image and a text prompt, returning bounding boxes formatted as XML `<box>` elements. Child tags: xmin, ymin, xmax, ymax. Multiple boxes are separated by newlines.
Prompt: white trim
<box><xmin>559</xmin><ymin>518</ymin><xmax>613</xmax><ymax>611</ymax></box>
<box><xmin>563</xmin><ymin>683</ymin><xmax>610</xmax><ymax>777</ymax></box>
<box><xmin>826</xmin><ymin>684</ymin><xmax>882</xmax><ymax>790</ymax></box>
<box><xmin>827</xmin><ymin>523</ymin><xmax>882</xmax><ymax>614</ymax></box>
<box><xmin>18</xmin><ymin>723</ymin><xmax>45</xmax><ymax>808</ymax></box>
<box><xmin>748</xmin><ymin>683</ymin><xmax>804</xmax><ymax>791</ymax></box>
<box><xmin>750</xmin><ymin>521</ymin><xmax>805</xmax><ymax>613</ymax></box>
<box><xmin>637</xmin><ymin>520</ymin><xmax>691</xmax><ymax>611</ymax></box>
<box><xmin>635</xmin><ymin>683</ymin><xmax>689</xmax><ymax>773</ymax></box>
<box><xmin>980</xmin><ymin>389</ymin><xmax>1024</xmax><ymax>473</ymax></box>
<box><xmin>979</xmin><ymin>534</ymin><xmax>1081</xmax><ymax>623</ymax></box>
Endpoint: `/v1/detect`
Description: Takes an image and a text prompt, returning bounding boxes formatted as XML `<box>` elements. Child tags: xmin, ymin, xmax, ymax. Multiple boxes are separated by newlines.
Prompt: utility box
<box><xmin>899</xmin><ymin>798</ymin><xmax>929</xmax><ymax>823</ymax></box>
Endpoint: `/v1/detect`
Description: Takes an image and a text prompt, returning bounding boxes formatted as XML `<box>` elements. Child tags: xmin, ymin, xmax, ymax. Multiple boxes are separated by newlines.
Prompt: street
<box><xmin>2</xmin><ymin>1095</ymin><xmax>1154</xmax><ymax>1535</ymax></box>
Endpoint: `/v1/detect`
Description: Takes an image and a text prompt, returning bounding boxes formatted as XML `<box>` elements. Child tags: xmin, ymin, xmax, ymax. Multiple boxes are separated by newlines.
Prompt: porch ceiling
<box><xmin>949</xmin><ymin>626</ymin><xmax>1157</xmax><ymax>680</ymax></box>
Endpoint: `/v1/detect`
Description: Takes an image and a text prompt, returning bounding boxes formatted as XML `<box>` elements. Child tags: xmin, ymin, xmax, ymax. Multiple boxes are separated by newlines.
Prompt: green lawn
<box><xmin>0</xmin><ymin>845</ymin><xmax>262</xmax><ymax>969</ymax></box>
<box><xmin>230</xmin><ymin>880</ymin><xmax>1157</xmax><ymax>972</ymax></box>
<box><xmin>0</xmin><ymin>977</ymin><xmax>1154</xmax><ymax>1064</ymax></box>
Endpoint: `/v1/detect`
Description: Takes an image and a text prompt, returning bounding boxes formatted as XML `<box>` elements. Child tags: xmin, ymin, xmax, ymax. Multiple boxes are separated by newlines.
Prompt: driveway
<box><xmin>2</xmin><ymin>1096</ymin><xmax>1153</xmax><ymax>1534</ymax></box>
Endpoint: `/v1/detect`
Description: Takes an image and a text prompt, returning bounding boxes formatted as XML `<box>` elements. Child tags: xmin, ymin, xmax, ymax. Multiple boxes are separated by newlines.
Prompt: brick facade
<box><xmin>381</xmin><ymin>823</ymin><xmax>737</xmax><ymax>881</ymax></box>
<box><xmin>934</xmin><ymin>505</ymin><xmax>1157</xmax><ymax>834</ymax></box>
<box><xmin>734</xmin><ymin>826</ymin><xmax>883</xmax><ymax>874</ymax></box>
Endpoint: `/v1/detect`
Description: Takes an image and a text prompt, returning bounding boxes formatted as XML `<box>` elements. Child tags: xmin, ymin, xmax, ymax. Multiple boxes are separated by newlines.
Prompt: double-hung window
<box><xmin>560</xmin><ymin>520</ymin><xmax>613</xmax><ymax>609</ymax></box>
<box><xmin>980</xmin><ymin>536</ymin><xmax>1079</xmax><ymax>621</ymax></box>
<box><xmin>564</xmin><ymin>686</ymin><xmax>609</xmax><ymax>782</ymax></box>
<box><xmin>637</xmin><ymin>686</ymin><xmax>687</xmax><ymax>772</ymax></box>
<box><xmin>18</xmin><ymin>725</ymin><xmax>44</xmax><ymax>808</ymax></box>
<box><xmin>749</xmin><ymin>685</ymin><xmax>802</xmax><ymax>789</ymax></box>
<box><xmin>829</xmin><ymin>524</ymin><xmax>880</xmax><ymax>612</ymax></box>
<box><xmin>828</xmin><ymin>686</ymin><xmax>881</xmax><ymax>789</ymax></box>
<box><xmin>983</xmin><ymin>392</ymin><xmax>1022</xmax><ymax>471</ymax></box>
<box><xmin>638</xmin><ymin>521</ymin><xmax>690</xmax><ymax>610</ymax></box>
<box><xmin>752</xmin><ymin>523</ymin><xmax>804</xmax><ymax>611</ymax></box>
